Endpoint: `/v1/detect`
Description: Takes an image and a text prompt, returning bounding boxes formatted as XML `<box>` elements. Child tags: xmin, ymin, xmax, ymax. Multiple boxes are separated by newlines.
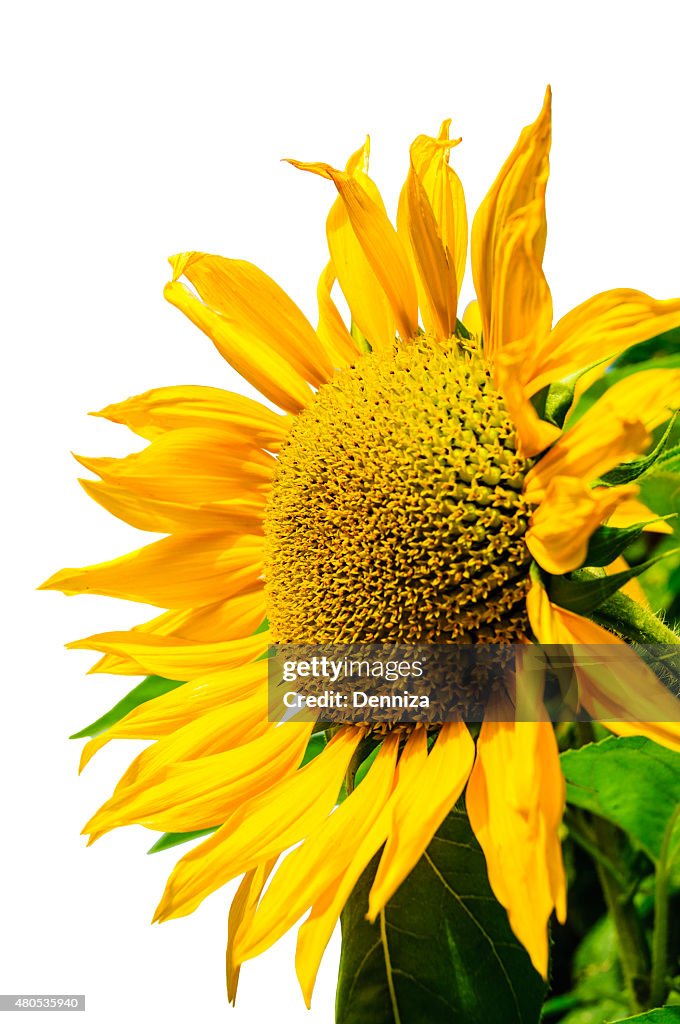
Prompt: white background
<box><xmin>2</xmin><ymin>2</ymin><xmax>680</xmax><ymax>1021</ymax></box>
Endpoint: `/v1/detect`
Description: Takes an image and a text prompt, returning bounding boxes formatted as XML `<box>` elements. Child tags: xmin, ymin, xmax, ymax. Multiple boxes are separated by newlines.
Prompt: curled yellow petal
<box><xmin>472</xmin><ymin>87</ymin><xmax>552</xmax><ymax>361</ymax></box>
<box><xmin>525</xmin><ymin>369</ymin><xmax>680</xmax><ymax>502</ymax></box>
<box><xmin>525</xmin><ymin>289</ymin><xmax>680</xmax><ymax>397</ymax></box>
<box><xmin>526</xmin><ymin>478</ymin><xmax>638</xmax><ymax>574</ymax></box>
<box><xmin>93</xmin><ymin>385</ymin><xmax>291</xmax><ymax>449</ymax></box>
<box><xmin>288</xmin><ymin>158</ymin><xmax>417</xmax><ymax>344</ymax></box>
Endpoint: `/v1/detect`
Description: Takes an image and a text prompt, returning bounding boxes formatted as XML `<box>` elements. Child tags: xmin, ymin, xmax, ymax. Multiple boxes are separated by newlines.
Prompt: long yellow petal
<box><xmin>526</xmin><ymin>478</ymin><xmax>638</xmax><ymax>574</ymax></box>
<box><xmin>40</xmin><ymin>533</ymin><xmax>263</xmax><ymax>609</ymax></box>
<box><xmin>79</xmin><ymin>479</ymin><xmax>264</xmax><ymax>536</ymax></box>
<box><xmin>75</xmin><ymin>427</ymin><xmax>274</xmax><ymax>505</ymax></box>
<box><xmin>310</xmin><ymin>139</ymin><xmax>395</xmax><ymax>353</ymax></box>
<box><xmin>85</xmin><ymin>722</ymin><xmax>314</xmax><ymax>837</ymax></box>
<box><xmin>67</xmin><ymin>628</ymin><xmax>267</xmax><ymax>680</ymax></box>
<box><xmin>466</xmin><ymin>709</ymin><xmax>566</xmax><ymax>979</ymax></box>
<box><xmin>472</xmin><ymin>87</ymin><xmax>552</xmax><ymax>361</ymax></box>
<box><xmin>495</xmin><ymin>341</ymin><xmax>562</xmax><ymax>457</ymax></box>
<box><xmin>295</xmin><ymin>729</ymin><xmax>428</xmax><ymax>1006</ymax></box>
<box><xmin>226</xmin><ymin>860</ymin><xmax>276</xmax><ymax>1005</ymax></box>
<box><xmin>164</xmin><ymin>281</ymin><xmax>312</xmax><ymax>416</ymax></box>
<box><xmin>604</xmin><ymin>494</ymin><xmax>674</xmax><ymax>534</ymax></box>
<box><xmin>368</xmin><ymin>720</ymin><xmax>475</xmax><ymax>916</ymax></box>
<box><xmin>525</xmin><ymin>289</ymin><xmax>680</xmax><ymax>397</ymax></box>
<box><xmin>152</xmin><ymin>726</ymin><xmax>364</xmax><ymax>922</ymax></box>
<box><xmin>315</xmin><ymin>261</ymin><xmax>362</xmax><ymax>366</ymax></box>
<box><xmin>526</xmin><ymin>581</ymin><xmax>680</xmax><ymax>752</ymax></box>
<box><xmin>288</xmin><ymin>158</ymin><xmax>418</xmax><ymax>344</ymax></box>
<box><xmin>93</xmin><ymin>385</ymin><xmax>291</xmax><ymax>449</ymax></box>
<box><xmin>412</xmin><ymin>120</ymin><xmax>467</xmax><ymax>294</ymax></box>
<box><xmin>234</xmin><ymin>734</ymin><xmax>400</xmax><ymax>964</ymax></box>
<box><xmin>524</xmin><ymin>369</ymin><xmax>680</xmax><ymax>501</ymax></box>
<box><xmin>397</xmin><ymin>156</ymin><xmax>458</xmax><ymax>339</ymax></box>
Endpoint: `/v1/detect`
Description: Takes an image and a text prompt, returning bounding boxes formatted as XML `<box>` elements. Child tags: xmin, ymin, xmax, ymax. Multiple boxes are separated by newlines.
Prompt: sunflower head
<box><xmin>265</xmin><ymin>332</ymin><xmax>532</xmax><ymax>645</ymax></box>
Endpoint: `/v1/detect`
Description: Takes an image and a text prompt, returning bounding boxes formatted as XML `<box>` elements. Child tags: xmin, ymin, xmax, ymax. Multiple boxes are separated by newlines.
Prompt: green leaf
<box><xmin>70</xmin><ymin>675</ymin><xmax>186</xmax><ymax>739</ymax></box>
<box><xmin>456</xmin><ymin>317</ymin><xmax>473</xmax><ymax>340</ymax></box>
<box><xmin>561</xmin><ymin>737</ymin><xmax>680</xmax><ymax>863</ymax></box>
<box><xmin>336</xmin><ymin>806</ymin><xmax>545</xmax><ymax>1024</ymax></box>
<box><xmin>610</xmin><ymin>1010</ymin><xmax>680</xmax><ymax>1022</ymax></box>
<box><xmin>147</xmin><ymin>827</ymin><xmax>218</xmax><ymax>854</ymax></box>
<box><xmin>547</xmin><ymin>551</ymin><xmax>680</xmax><ymax>616</ymax></box>
<box><xmin>584</xmin><ymin>523</ymin><xmax>650</xmax><ymax>568</ymax></box>
<box><xmin>600</xmin><ymin>415</ymin><xmax>680</xmax><ymax>487</ymax></box>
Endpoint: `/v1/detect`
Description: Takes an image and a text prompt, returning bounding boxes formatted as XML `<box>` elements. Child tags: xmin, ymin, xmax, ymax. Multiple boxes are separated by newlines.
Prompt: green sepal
<box><xmin>531</xmin><ymin>378</ymin><xmax>578</xmax><ymax>429</ymax></box>
<box><xmin>147</xmin><ymin>827</ymin><xmax>218</xmax><ymax>854</ymax></box>
<box><xmin>70</xmin><ymin>675</ymin><xmax>186</xmax><ymax>739</ymax></box>
<box><xmin>599</xmin><ymin>414</ymin><xmax>680</xmax><ymax>487</ymax></box>
<box><xmin>584</xmin><ymin>524</ymin><xmax>650</xmax><ymax>568</ymax></box>
<box><xmin>547</xmin><ymin>552</ymin><xmax>680</xmax><ymax>616</ymax></box>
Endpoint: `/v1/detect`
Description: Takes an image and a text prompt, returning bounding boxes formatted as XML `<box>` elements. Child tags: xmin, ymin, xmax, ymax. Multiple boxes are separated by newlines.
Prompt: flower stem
<box><xmin>591</xmin><ymin>813</ymin><xmax>651</xmax><ymax>1013</ymax></box>
<box><xmin>649</xmin><ymin>803</ymin><xmax>680</xmax><ymax>1007</ymax></box>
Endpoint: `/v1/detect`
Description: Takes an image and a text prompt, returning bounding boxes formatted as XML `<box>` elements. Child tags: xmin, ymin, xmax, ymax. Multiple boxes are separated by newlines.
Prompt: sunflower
<box><xmin>41</xmin><ymin>87</ymin><xmax>680</xmax><ymax>1006</ymax></box>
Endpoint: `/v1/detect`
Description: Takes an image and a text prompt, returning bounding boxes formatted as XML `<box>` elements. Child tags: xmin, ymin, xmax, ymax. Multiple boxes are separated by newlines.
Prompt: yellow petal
<box><xmin>525</xmin><ymin>289</ymin><xmax>680</xmax><ymax>397</ymax></box>
<box><xmin>164</xmin><ymin>281</ymin><xmax>312</xmax><ymax>416</ymax></box>
<box><xmin>67</xmin><ymin>627</ymin><xmax>267</xmax><ymax>680</ymax></box>
<box><xmin>396</xmin><ymin>120</ymin><xmax>466</xmax><ymax>338</ymax></box>
<box><xmin>295</xmin><ymin>729</ymin><xmax>428</xmax><ymax>1006</ymax></box>
<box><xmin>75</xmin><ymin>427</ymin><xmax>274</xmax><ymax>505</ymax></box>
<box><xmin>79</xmin><ymin>479</ymin><xmax>264</xmax><ymax>536</ymax></box>
<box><xmin>472</xmin><ymin>87</ymin><xmax>552</xmax><ymax>361</ymax></box>
<box><xmin>524</xmin><ymin>369</ymin><xmax>680</xmax><ymax>501</ymax></box>
<box><xmin>40</xmin><ymin>533</ymin><xmax>263</xmax><ymax>609</ymax></box>
<box><xmin>315</xmin><ymin>261</ymin><xmax>362</xmax><ymax>367</ymax></box>
<box><xmin>411</xmin><ymin>119</ymin><xmax>467</xmax><ymax>295</ymax></box>
<box><xmin>226</xmin><ymin>860</ymin><xmax>276</xmax><ymax>1004</ymax></box>
<box><xmin>466</xmin><ymin>711</ymin><xmax>566</xmax><ymax>979</ymax></box>
<box><xmin>85</xmin><ymin>721</ymin><xmax>314</xmax><ymax>837</ymax></box>
<box><xmin>152</xmin><ymin>726</ymin><xmax>364</xmax><ymax>922</ymax></box>
<box><xmin>397</xmin><ymin>158</ymin><xmax>457</xmax><ymax>339</ymax></box>
<box><xmin>604</xmin><ymin>494</ymin><xmax>674</xmax><ymax>534</ymax></box>
<box><xmin>311</xmin><ymin>139</ymin><xmax>395</xmax><ymax>352</ymax></box>
<box><xmin>526</xmin><ymin>581</ymin><xmax>680</xmax><ymax>752</ymax></box>
<box><xmin>495</xmin><ymin>342</ymin><xmax>562</xmax><ymax>457</ymax></box>
<box><xmin>234</xmin><ymin>734</ymin><xmax>400</xmax><ymax>964</ymax></box>
<box><xmin>288</xmin><ymin>158</ymin><xmax>417</xmax><ymax>344</ymax></box>
<box><xmin>368</xmin><ymin>720</ymin><xmax>475</xmax><ymax>916</ymax></box>
<box><xmin>526</xmin><ymin>478</ymin><xmax>638</xmax><ymax>574</ymax></box>
<box><xmin>462</xmin><ymin>299</ymin><xmax>482</xmax><ymax>339</ymax></box>
<box><xmin>93</xmin><ymin>385</ymin><xmax>291</xmax><ymax>449</ymax></box>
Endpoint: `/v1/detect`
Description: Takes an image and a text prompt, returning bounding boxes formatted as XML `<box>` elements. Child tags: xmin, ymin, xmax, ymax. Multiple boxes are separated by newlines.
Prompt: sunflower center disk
<box><xmin>264</xmin><ymin>337</ymin><xmax>532</xmax><ymax>656</ymax></box>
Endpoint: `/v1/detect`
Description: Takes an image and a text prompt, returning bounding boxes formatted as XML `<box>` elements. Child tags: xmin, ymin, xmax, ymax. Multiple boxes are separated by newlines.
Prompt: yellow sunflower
<box><xmin>42</xmin><ymin>87</ymin><xmax>680</xmax><ymax>1005</ymax></box>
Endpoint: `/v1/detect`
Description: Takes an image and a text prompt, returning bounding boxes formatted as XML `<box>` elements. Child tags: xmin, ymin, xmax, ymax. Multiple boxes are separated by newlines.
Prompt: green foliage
<box><xmin>336</xmin><ymin>806</ymin><xmax>545</xmax><ymax>1024</ymax></box>
<box><xmin>561</xmin><ymin>737</ymin><xmax>680</xmax><ymax>864</ymax></box>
